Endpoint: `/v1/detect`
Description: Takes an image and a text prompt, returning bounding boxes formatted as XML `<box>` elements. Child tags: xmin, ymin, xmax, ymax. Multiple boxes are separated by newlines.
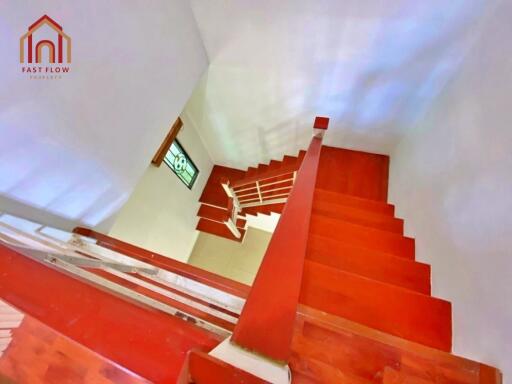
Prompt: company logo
<box><xmin>20</xmin><ymin>15</ymin><xmax>71</xmax><ymax>79</ymax></box>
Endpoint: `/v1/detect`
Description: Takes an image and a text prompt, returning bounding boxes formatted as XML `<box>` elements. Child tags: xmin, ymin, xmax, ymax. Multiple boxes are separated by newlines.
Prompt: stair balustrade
<box><xmin>0</xmin><ymin>214</ymin><xmax>246</xmax><ymax>338</ymax></box>
<box><xmin>230</xmin><ymin>117</ymin><xmax>329</xmax><ymax>363</ymax></box>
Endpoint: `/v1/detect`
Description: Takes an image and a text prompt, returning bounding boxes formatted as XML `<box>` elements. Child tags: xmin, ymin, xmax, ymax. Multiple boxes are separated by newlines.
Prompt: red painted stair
<box><xmin>307</xmin><ymin>234</ymin><xmax>431</xmax><ymax>294</ymax></box>
<box><xmin>309</xmin><ymin>214</ymin><xmax>415</xmax><ymax>259</ymax></box>
<box><xmin>196</xmin><ymin>150</ymin><xmax>306</xmax><ymax>241</ymax></box>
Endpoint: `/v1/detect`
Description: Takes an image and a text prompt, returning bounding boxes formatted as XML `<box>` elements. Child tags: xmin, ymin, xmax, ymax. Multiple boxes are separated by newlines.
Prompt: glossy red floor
<box><xmin>0</xmin><ymin>303</ymin><xmax>149</xmax><ymax>384</ymax></box>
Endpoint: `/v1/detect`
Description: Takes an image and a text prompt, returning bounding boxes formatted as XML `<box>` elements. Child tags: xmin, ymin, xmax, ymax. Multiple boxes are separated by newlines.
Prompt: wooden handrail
<box><xmin>231</xmin><ymin>118</ymin><xmax>328</xmax><ymax>362</ymax></box>
<box><xmin>151</xmin><ymin>116</ymin><xmax>183</xmax><ymax>166</ymax></box>
<box><xmin>72</xmin><ymin>227</ymin><xmax>250</xmax><ymax>299</ymax></box>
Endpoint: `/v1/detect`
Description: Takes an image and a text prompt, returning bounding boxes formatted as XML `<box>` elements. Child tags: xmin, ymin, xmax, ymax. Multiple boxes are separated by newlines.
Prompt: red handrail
<box><xmin>72</xmin><ymin>227</ymin><xmax>250</xmax><ymax>299</ymax></box>
<box><xmin>231</xmin><ymin>119</ymin><xmax>328</xmax><ymax>362</ymax></box>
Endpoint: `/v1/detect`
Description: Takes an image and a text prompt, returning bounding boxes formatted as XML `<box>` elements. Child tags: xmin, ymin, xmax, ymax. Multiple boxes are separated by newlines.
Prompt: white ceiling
<box><xmin>0</xmin><ymin>0</ymin><xmax>208</xmax><ymax>230</ymax></box>
<box><xmin>188</xmin><ymin>0</ymin><xmax>490</xmax><ymax>169</ymax></box>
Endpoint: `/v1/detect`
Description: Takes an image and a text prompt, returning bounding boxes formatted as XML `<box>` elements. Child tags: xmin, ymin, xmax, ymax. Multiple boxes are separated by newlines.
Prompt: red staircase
<box><xmin>0</xmin><ymin>117</ymin><xmax>502</xmax><ymax>383</ymax></box>
<box><xmin>196</xmin><ymin>150</ymin><xmax>306</xmax><ymax>241</ymax></box>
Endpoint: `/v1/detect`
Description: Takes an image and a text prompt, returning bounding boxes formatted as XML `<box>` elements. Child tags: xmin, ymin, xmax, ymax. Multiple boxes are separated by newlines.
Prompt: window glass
<box><xmin>163</xmin><ymin>140</ymin><xmax>199</xmax><ymax>189</ymax></box>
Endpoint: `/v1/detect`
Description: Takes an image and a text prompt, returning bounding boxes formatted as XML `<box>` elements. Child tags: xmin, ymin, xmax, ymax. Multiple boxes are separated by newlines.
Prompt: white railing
<box><xmin>219</xmin><ymin>166</ymin><xmax>298</xmax><ymax>238</ymax></box>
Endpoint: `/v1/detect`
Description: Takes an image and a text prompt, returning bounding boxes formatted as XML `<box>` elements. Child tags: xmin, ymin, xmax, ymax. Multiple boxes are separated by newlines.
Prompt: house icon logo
<box><xmin>20</xmin><ymin>15</ymin><xmax>71</xmax><ymax>64</ymax></box>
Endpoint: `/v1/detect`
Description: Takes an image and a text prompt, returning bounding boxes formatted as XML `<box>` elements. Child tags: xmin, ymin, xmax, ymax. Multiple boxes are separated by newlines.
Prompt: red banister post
<box><xmin>231</xmin><ymin>117</ymin><xmax>329</xmax><ymax>362</ymax></box>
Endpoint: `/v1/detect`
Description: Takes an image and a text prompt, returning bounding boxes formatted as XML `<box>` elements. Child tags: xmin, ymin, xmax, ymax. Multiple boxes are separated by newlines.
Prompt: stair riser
<box><xmin>291</xmin><ymin>334</ymin><xmax>395</xmax><ymax>382</ymax></box>
<box><xmin>306</xmin><ymin>246</ymin><xmax>430</xmax><ymax>294</ymax></box>
<box><xmin>313</xmin><ymin>202</ymin><xmax>403</xmax><ymax>234</ymax></box>
<box><xmin>310</xmin><ymin>217</ymin><xmax>415</xmax><ymax>259</ymax></box>
<box><xmin>300</xmin><ymin>262</ymin><xmax>452</xmax><ymax>351</ymax></box>
<box><xmin>196</xmin><ymin>218</ymin><xmax>245</xmax><ymax>242</ymax></box>
<box><xmin>314</xmin><ymin>190</ymin><xmax>395</xmax><ymax>216</ymax></box>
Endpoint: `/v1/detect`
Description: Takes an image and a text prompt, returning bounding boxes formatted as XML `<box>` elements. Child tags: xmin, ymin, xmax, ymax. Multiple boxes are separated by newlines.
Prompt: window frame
<box><xmin>162</xmin><ymin>139</ymin><xmax>199</xmax><ymax>190</ymax></box>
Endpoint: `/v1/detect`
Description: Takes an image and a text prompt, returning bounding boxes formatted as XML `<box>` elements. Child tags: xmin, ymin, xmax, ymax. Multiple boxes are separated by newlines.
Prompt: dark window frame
<box><xmin>163</xmin><ymin>139</ymin><xmax>199</xmax><ymax>189</ymax></box>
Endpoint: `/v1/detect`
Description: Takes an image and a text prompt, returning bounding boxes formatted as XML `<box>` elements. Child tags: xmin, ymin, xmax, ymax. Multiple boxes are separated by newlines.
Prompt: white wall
<box><xmin>188</xmin><ymin>0</ymin><xmax>487</xmax><ymax>169</ymax></box>
<box><xmin>0</xmin><ymin>1</ymin><xmax>208</xmax><ymax>232</ymax></box>
<box><xmin>389</xmin><ymin>0</ymin><xmax>512</xmax><ymax>378</ymax></box>
<box><xmin>188</xmin><ymin>227</ymin><xmax>272</xmax><ymax>285</ymax></box>
<box><xmin>108</xmin><ymin>113</ymin><xmax>213</xmax><ymax>262</ymax></box>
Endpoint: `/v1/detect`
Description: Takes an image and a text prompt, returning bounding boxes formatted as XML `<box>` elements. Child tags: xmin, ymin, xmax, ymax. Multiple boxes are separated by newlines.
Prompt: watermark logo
<box><xmin>20</xmin><ymin>15</ymin><xmax>71</xmax><ymax>79</ymax></box>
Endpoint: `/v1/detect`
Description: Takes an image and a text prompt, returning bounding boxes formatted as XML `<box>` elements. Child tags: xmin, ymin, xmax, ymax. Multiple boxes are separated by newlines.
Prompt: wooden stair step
<box><xmin>196</xmin><ymin>218</ymin><xmax>245</xmax><ymax>242</ymax></box>
<box><xmin>242</xmin><ymin>203</ymin><xmax>285</xmax><ymax>216</ymax></box>
<box><xmin>314</xmin><ymin>188</ymin><xmax>395</xmax><ymax>216</ymax></box>
<box><xmin>300</xmin><ymin>261</ymin><xmax>452</xmax><ymax>351</ymax></box>
<box><xmin>291</xmin><ymin>330</ymin><xmax>395</xmax><ymax>383</ymax></box>
<box><xmin>293</xmin><ymin>306</ymin><xmax>501</xmax><ymax>384</ymax></box>
<box><xmin>186</xmin><ymin>350</ymin><xmax>268</xmax><ymax>383</ymax></box>
<box><xmin>307</xmin><ymin>235</ymin><xmax>430</xmax><ymax>294</ymax></box>
<box><xmin>310</xmin><ymin>216</ymin><xmax>415</xmax><ymax>259</ymax></box>
<box><xmin>297</xmin><ymin>150</ymin><xmax>306</xmax><ymax>163</ymax></box>
<box><xmin>383</xmin><ymin>367</ymin><xmax>434</xmax><ymax>384</ymax></box>
<box><xmin>246</xmin><ymin>166</ymin><xmax>259</xmax><ymax>177</ymax></box>
<box><xmin>257</xmin><ymin>163</ymin><xmax>269</xmax><ymax>174</ymax></box>
<box><xmin>197</xmin><ymin>204</ymin><xmax>229</xmax><ymax>223</ymax></box>
<box><xmin>313</xmin><ymin>200</ymin><xmax>403</xmax><ymax>234</ymax></box>
<box><xmin>281</xmin><ymin>155</ymin><xmax>298</xmax><ymax>168</ymax></box>
<box><xmin>197</xmin><ymin>205</ymin><xmax>245</xmax><ymax>228</ymax></box>
<box><xmin>268</xmin><ymin>159</ymin><xmax>281</xmax><ymax>170</ymax></box>
<box><xmin>289</xmin><ymin>353</ymin><xmax>373</xmax><ymax>384</ymax></box>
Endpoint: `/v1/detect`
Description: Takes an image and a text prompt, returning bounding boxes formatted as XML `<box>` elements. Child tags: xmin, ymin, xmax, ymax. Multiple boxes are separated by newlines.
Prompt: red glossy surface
<box><xmin>298</xmin><ymin>145</ymin><xmax>452</xmax><ymax>356</ymax></box>
<box><xmin>199</xmin><ymin>165</ymin><xmax>246</xmax><ymax>208</ymax></box>
<box><xmin>291</xmin><ymin>305</ymin><xmax>501</xmax><ymax>384</ymax></box>
<box><xmin>313</xmin><ymin>116</ymin><xmax>329</xmax><ymax>129</ymax></box>
<box><xmin>312</xmin><ymin>200</ymin><xmax>404</xmax><ymax>233</ymax></box>
<box><xmin>0</xmin><ymin>244</ymin><xmax>222</xmax><ymax>383</ymax></box>
<box><xmin>196</xmin><ymin>218</ymin><xmax>246</xmax><ymax>242</ymax></box>
<box><xmin>231</xmin><ymin>163</ymin><xmax>298</xmax><ymax>189</ymax></box>
<box><xmin>232</xmin><ymin>135</ymin><xmax>324</xmax><ymax>362</ymax></box>
<box><xmin>300</xmin><ymin>261</ymin><xmax>452</xmax><ymax>351</ymax></box>
<box><xmin>309</xmin><ymin>215</ymin><xmax>415</xmax><ymax>259</ymax></box>
<box><xmin>307</xmin><ymin>234</ymin><xmax>431</xmax><ymax>294</ymax></box>
<box><xmin>0</xmin><ymin>314</ymin><xmax>150</xmax><ymax>384</ymax></box>
<box><xmin>314</xmin><ymin>188</ymin><xmax>395</xmax><ymax>215</ymax></box>
<box><xmin>185</xmin><ymin>350</ymin><xmax>269</xmax><ymax>383</ymax></box>
<box><xmin>196</xmin><ymin>151</ymin><xmax>305</xmax><ymax>241</ymax></box>
<box><xmin>316</xmin><ymin>146</ymin><xmax>389</xmax><ymax>201</ymax></box>
<box><xmin>197</xmin><ymin>204</ymin><xmax>230</xmax><ymax>223</ymax></box>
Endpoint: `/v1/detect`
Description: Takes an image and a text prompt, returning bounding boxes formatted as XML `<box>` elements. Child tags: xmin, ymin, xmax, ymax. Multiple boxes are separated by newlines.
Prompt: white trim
<box><xmin>209</xmin><ymin>338</ymin><xmax>291</xmax><ymax>383</ymax></box>
<box><xmin>240</xmin><ymin>197</ymin><xmax>288</xmax><ymax>208</ymax></box>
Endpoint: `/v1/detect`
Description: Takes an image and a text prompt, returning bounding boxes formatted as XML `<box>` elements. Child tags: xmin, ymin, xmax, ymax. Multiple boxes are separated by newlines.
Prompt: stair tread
<box><xmin>312</xmin><ymin>203</ymin><xmax>403</xmax><ymax>234</ymax></box>
<box><xmin>383</xmin><ymin>367</ymin><xmax>435</xmax><ymax>384</ymax></box>
<box><xmin>307</xmin><ymin>235</ymin><xmax>431</xmax><ymax>294</ymax></box>
<box><xmin>293</xmin><ymin>305</ymin><xmax>500</xmax><ymax>384</ymax></box>
<box><xmin>290</xmin><ymin>353</ymin><xmax>373</xmax><ymax>384</ymax></box>
<box><xmin>188</xmin><ymin>351</ymin><xmax>268</xmax><ymax>383</ymax></box>
<box><xmin>300</xmin><ymin>261</ymin><xmax>451</xmax><ymax>351</ymax></box>
<box><xmin>314</xmin><ymin>188</ymin><xmax>395</xmax><ymax>216</ymax></box>
<box><xmin>310</xmin><ymin>216</ymin><xmax>415</xmax><ymax>259</ymax></box>
<box><xmin>196</xmin><ymin>218</ymin><xmax>245</xmax><ymax>242</ymax></box>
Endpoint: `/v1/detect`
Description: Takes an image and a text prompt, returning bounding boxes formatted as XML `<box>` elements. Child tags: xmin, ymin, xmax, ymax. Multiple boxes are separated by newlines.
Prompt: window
<box><xmin>163</xmin><ymin>140</ymin><xmax>199</xmax><ymax>189</ymax></box>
